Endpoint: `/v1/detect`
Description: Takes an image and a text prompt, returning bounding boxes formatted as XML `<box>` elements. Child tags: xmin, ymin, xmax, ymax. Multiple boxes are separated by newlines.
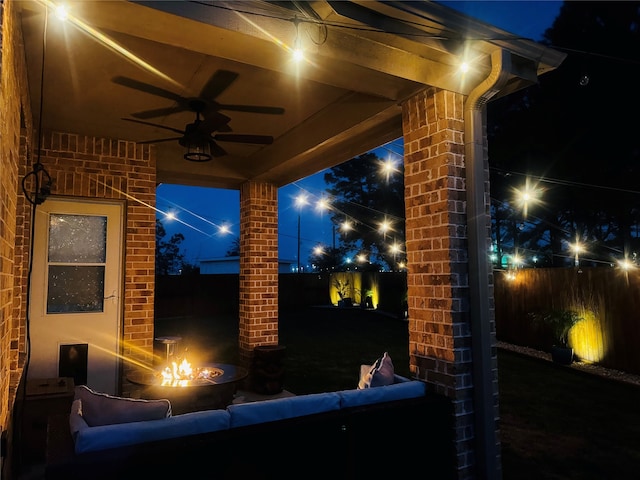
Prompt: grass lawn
<box><xmin>498</xmin><ymin>350</ymin><xmax>640</xmax><ymax>479</ymax></box>
<box><xmin>155</xmin><ymin>307</ymin><xmax>640</xmax><ymax>479</ymax></box>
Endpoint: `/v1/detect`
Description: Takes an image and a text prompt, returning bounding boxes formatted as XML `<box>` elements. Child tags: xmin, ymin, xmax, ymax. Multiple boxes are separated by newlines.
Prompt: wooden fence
<box><xmin>494</xmin><ymin>267</ymin><xmax>640</xmax><ymax>375</ymax></box>
<box><xmin>155</xmin><ymin>268</ymin><xmax>640</xmax><ymax>375</ymax></box>
<box><xmin>155</xmin><ymin>272</ymin><xmax>407</xmax><ymax>319</ymax></box>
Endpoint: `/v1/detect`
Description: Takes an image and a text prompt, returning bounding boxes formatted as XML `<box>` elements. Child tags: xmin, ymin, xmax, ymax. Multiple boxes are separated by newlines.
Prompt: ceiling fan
<box><xmin>112</xmin><ymin>69</ymin><xmax>285</xmax><ymax>129</ymax></box>
<box><xmin>123</xmin><ymin>100</ymin><xmax>274</xmax><ymax>161</ymax></box>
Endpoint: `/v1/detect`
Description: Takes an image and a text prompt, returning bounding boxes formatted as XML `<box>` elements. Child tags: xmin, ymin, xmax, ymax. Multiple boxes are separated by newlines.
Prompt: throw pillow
<box><xmin>357</xmin><ymin>352</ymin><xmax>395</xmax><ymax>389</ymax></box>
<box><xmin>69</xmin><ymin>399</ymin><xmax>88</xmax><ymax>441</ymax></box>
<box><xmin>74</xmin><ymin>385</ymin><xmax>172</xmax><ymax>427</ymax></box>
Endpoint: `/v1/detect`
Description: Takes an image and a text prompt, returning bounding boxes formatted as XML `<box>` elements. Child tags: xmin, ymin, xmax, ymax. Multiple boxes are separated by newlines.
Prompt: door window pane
<box><xmin>47</xmin><ymin>266</ymin><xmax>105</xmax><ymax>313</ymax></box>
<box><xmin>48</xmin><ymin>214</ymin><xmax>107</xmax><ymax>263</ymax></box>
<box><xmin>46</xmin><ymin>213</ymin><xmax>107</xmax><ymax>314</ymax></box>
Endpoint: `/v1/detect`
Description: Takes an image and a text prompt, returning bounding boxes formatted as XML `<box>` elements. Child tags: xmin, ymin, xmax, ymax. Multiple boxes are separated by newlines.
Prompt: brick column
<box><xmin>238</xmin><ymin>181</ymin><xmax>279</xmax><ymax>367</ymax></box>
<box><xmin>402</xmin><ymin>87</ymin><xmax>477</xmax><ymax>478</ymax></box>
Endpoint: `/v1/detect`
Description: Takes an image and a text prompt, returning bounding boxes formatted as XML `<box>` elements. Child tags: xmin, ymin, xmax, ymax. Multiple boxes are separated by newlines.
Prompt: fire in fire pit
<box><xmin>127</xmin><ymin>360</ymin><xmax>248</xmax><ymax>413</ymax></box>
<box><xmin>159</xmin><ymin>358</ymin><xmax>223</xmax><ymax>387</ymax></box>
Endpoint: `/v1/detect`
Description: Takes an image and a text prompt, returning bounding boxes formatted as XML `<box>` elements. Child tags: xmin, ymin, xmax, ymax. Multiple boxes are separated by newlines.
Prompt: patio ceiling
<box><xmin>17</xmin><ymin>1</ymin><xmax>565</xmax><ymax>190</ymax></box>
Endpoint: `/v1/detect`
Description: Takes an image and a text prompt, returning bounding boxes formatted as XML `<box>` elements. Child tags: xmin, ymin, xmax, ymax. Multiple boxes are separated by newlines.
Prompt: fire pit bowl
<box><xmin>127</xmin><ymin>362</ymin><xmax>248</xmax><ymax>414</ymax></box>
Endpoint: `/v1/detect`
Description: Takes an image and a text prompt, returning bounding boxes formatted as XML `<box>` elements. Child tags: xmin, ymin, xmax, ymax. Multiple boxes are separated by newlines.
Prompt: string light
<box><xmin>292</xmin><ymin>17</ymin><xmax>304</xmax><ymax>62</ymax></box>
<box><xmin>618</xmin><ymin>258</ymin><xmax>634</xmax><ymax>271</ymax></box>
<box><xmin>54</xmin><ymin>4</ymin><xmax>69</xmax><ymax>21</ymax></box>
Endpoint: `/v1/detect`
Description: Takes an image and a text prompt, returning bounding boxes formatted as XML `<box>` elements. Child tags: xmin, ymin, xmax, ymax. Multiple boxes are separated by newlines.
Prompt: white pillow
<box><xmin>74</xmin><ymin>385</ymin><xmax>171</xmax><ymax>427</ymax></box>
<box><xmin>357</xmin><ymin>352</ymin><xmax>395</xmax><ymax>389</ymax></box>
<box><xmin>69</xmin><ymin>399</ymin><xmax>89</xmax><ymax>441</ymax></box>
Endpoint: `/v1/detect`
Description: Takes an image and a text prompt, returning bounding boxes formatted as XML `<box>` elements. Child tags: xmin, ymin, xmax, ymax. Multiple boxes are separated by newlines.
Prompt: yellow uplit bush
<box><xmin>329</xmin><ymin>272</ymin><xmax>379</xmax><ymax>307</ymax></box>
<box><xmin>330</xmin><ymin>272</ymin><xmax>361</xmax><ymax>305</ymax></box>
<box><xmin>568</xmin><ymin>311</ymin><xmax>606</xmax><ymax>363</ymax></box>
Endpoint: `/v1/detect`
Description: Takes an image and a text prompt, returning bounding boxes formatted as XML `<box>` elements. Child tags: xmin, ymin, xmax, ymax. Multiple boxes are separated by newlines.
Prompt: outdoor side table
<box><xmin>21</xmin><ymin>377</ymin><xmax>75</xmax><ymax>466</ymax></box>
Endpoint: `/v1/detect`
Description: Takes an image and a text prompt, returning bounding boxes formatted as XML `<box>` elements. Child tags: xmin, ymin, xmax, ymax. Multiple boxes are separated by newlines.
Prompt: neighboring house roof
<box><xmin>17</xmin><ymin>0</ymin><xmax>564</xmax><ymax>191</ymax></box>
<box><xmin>200</xmin><ymin>257</ymin><xmax>295</xmax><ymax>274</ymax></box>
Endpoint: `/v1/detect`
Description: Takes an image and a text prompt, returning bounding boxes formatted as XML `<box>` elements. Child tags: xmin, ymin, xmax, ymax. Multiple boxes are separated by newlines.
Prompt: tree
<box><xmin>155</xmin><ymin>219</ymin><xmax>186</xmax><ymax>275</ymax></box>
<box><xmin>487</xmin><ymin>1</ymin><xmax>640</xmax><ymax>267</ymax></box>
<box><xmin>308</xmin><ymin>246</ymin><xmax>343</xmax><ymax>272</ymax></box>
<box><xmin>323</xmin><ymin>152</ymin><xmax>405</xmax><ymax>270</ymax></box>
<box><xmin>225</xmin><ymin>236</ymin><xmax>240</xmax><ymax>257</ymax></box>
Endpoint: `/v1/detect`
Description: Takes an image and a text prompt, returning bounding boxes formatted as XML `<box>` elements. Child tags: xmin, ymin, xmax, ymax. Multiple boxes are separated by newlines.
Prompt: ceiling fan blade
<box><xmin>217</xmin><ymin>104</ymin><xmax>285</xmax><ymax>115</ymax></box>
<box><xmin>200</xmin><ymin>112</ymin><xmax>233</xmax><ymax>133</ymax></box>
<box><xmin>121</xmin><ymin>117</ymin><xmax>185</xmax><ymax>135</ymax></box>
<box><xmin>215</xmin><ymin>122</ymin><xmax>233</xmax><ymax>133</ymax></box>
<box><xmin>131</xmin><ymin>105</ymin><xmax>190</xmax><ymax>120</ymax></box>
<box><xmin>209</xmin><ymin>139</ymin><xmax>227</xmax><ymax>157</ymax></box>
<box><xmin>137</xmin><ymin>136</ymin><xmax>183</xmax><ymax>145</ymax></box>
<box><xmin>213</xmin><ymin>134</ymin><xmax>274</xmax><ymax>145</ymax></box>
<box><xmin>112</xmin><ymin>76</ymin><xmax>185</xmax><ymax>103</ymax></box>
<box><xmin>199</xmin><ymin>70</ymin><xmax>239</xmax><ymax>101</ymax></box>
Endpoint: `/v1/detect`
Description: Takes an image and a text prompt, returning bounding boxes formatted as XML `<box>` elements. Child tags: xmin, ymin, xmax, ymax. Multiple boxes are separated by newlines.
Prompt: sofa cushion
<box><xmin>339</xmin><ymin>380</ymin><xmax>426</xmax><ymax>408</ymax></box>
<box><xmin>358</xmin><ymin>352</ymin><xmax>394</xmax><ymax>389</ymax></box>
<box><xmin>74</xmin><ymin>385</ymin><xmax>171</xmax><ymax>427</ymax></box>
<box><xmin>227</xmin><ymin>392</ymin><xmax>341</xmax><ymax>428</ymax></box>
<box><xmin>74</xmin><ymin>409</ymin><xmax>231</xmax><ymax>454</ymax></box>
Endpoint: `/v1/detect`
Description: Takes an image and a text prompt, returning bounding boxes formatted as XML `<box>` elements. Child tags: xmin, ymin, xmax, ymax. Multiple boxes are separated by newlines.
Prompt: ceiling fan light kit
<box><xmin>183</xmin><ymin>143</ymin><xmax>212</xmax><ymax>162</ymax></box>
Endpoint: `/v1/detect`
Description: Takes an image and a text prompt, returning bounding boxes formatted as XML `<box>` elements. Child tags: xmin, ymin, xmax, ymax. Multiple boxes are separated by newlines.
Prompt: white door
<box><xmin>28</xmin><ymin>198</ymin><xmax>124</xmax><ymax>394</ymax></box>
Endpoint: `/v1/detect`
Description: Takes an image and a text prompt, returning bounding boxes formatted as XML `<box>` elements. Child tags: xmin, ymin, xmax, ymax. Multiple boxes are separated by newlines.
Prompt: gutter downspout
<box><xmin>464</xmin><ymin>48</ymin><xmax>511</xmax><ymax>480</ymax></box>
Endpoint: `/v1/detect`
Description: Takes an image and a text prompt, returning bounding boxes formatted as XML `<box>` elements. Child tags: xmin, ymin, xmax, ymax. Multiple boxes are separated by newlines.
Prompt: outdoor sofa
<box><xmin>45</xmin><ymin>353</ymin><xmax>454</xmax><ymax>479</ymax></box>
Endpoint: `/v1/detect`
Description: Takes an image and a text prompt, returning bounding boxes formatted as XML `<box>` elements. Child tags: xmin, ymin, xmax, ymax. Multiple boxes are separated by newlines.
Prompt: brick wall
<box><xmin>22</xmin><ymin>132</ymin><xmax>157</xmax><ymax>395</ymax></box>
<box><xmin>238</xmin><ymin>181</ymin><xmax>279</xmax><ymax>366</ymax></box>
<box><xmin>1</xmin><ymin>0</ymin><xmax>34</xmax><ymax>430</ymax></box>
<box><xmin>1</xmin><ymin>2</ymin><xmax>157</xmax><ymax>440</ymax></box>
<box><xmin>402</xmin><ymin>87</ymin><xmax>478</xmax><ymax>478</ymax></box>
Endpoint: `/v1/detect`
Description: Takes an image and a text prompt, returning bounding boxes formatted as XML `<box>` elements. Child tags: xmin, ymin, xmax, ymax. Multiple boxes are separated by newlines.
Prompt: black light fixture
<box><xmin>183</xmin><ymin>140</ymin><xmax>212</xmax><ymax>162</ymax></box>
<box><xmin>182</xmin><ymin>102</ymin><xmax>212</xmax><ymax>162</ymax></box>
